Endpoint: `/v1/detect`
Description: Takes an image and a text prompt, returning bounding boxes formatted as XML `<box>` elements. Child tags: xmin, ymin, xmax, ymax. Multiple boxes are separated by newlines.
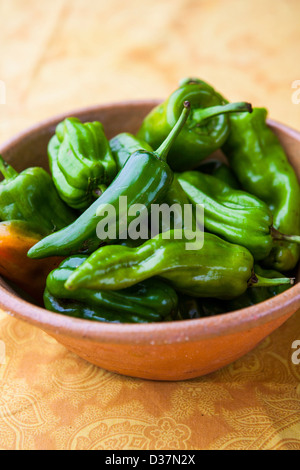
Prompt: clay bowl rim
<box><xmin>0</xmin><ymin>99</ymin><xmax>300</xmax><ymax>346</ymax></box>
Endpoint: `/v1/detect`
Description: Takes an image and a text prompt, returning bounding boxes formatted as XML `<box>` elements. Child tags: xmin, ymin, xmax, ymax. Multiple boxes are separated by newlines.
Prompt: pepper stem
<box><xmin>192</xmin><ymin>102</ymin><xmax>253</xmax><ymax>125</ymax></box>
<box><xmin>156</xmin><ymin>101</ymin><xmax>191</xmax><ymax>162</ymax></box>
<box><xmin>271</xmin><ymin>227</ymin><xmax>300</xmax><ymax>245</ymax></box>
<box><xmin>179</xmin><ymin>77</ymin><xmax>206</xmax><ymax>87</ymax></box>
<box><xmin>0</xmin><ymin>154</ymin><xmax>19</xmax><ymax>180</ymax></box>
<box><xmin>248</xmin><ymin>272</ymin><xmax>294</xmax><ymax>288</ymax></box>
<box><xmin>93</xmin><ymin>184</ymin><xmax>107</xmax><ymax>199</ymax></box>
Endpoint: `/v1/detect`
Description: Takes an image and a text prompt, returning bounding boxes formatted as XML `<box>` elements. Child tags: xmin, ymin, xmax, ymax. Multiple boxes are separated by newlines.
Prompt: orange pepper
<box><xmin>0</xmin><ymin>221</ymin><xmax>63</xmax><ymax>303</ymax></box>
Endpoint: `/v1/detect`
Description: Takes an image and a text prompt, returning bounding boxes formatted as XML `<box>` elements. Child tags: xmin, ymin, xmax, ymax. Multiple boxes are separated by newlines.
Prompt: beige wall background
<box><xmin>0</xmin><ymin>0</ymin><xmax>299</xmax><ymax>142</ymax></box>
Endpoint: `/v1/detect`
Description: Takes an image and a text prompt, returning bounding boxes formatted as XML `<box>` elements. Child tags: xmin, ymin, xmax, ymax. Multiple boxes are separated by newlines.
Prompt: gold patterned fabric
<box><xmin>0</xmin><ymin>309</ymin><xmax>299</xmax><ymax>450</ymax></box>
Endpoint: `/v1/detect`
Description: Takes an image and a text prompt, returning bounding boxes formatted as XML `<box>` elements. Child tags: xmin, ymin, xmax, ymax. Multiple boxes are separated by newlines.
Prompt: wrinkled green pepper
<box><xmin>0</xmin><ymin>155</ymin><xmax>75</xmax><ymax>233</ymax></box>
<box><xmin>179</xmin><ymin>265</ymin><xmax>292</xmax><ymax>319</ymax></box>
<box><xmin>198</xmin><ymin>159</ymin><xmax>240</xmax><ymax>189</ymax></box>
<box><xmin>65</xmin><ymin>230</ymin><xmax>292</xmax><ymax>300</ymax></box>
<box><xmin>178</xmin><ymin>295</ymin><xmax>226</xmax><ymax>319</ymax></box>
<box><xmin>137</xmin><ymin>79</ymin><xmax>252</xmax><ymax>171</ymax></box>
<box><xmin>28</xmin><ymin>102</ymin><xmax>191</xmax><ymax>260</ymax></box>
<box><xmin>222</xmin><ymin>107</ymin><xmax>300</xmax><ymax>271</ymax></box>
<box><xmin>177</xmin><ymin>171</ymin><xmax>300</xmax><ymax>261</ymax></box>
<box><xmin>48</xmin><ymin>117</ymin><xmax>117</xmax><ymax>210</ymax></box>
<box><xmin>44</xmin><ymin>255</ymin><xmax>178</xmax><ymax>323</ymax></box>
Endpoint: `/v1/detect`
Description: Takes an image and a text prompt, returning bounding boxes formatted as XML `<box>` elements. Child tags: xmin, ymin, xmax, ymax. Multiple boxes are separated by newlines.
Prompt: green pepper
<box><xmin>0</xmin><ymin>155</ymin><xmax>75</xmax><ymax>233</ymax></box>
<box><xmin>48</xmin><ymin>117</ymin><xmax>117</xmax><ymax>210</ymax></box>
<box><xmin>222</xmin><ymin>107</ymin><xmax>300</xmax><ymax>271</ymax></box>
<box><xmin>137</xmin><ymin>79</ymin><xmax>252</xmax><ymax>171</ymax></box>
<box><xmin>110</xmin><ymin>132</ymin><xmax>195</xmax><ymax>233</ymax></box>
<box><xmin>198</xmin><ymin>159</ymin><xmax>240</xmax><ymax>189</ymax></box>
<box><xmin>177</xmin><ymin>171</ymin><xmax>300</xmax><ymax>261</ymax></box>
<box><xmin>110</xmin><ymin>133</ymin><xmax>152</xmax><ymax>172</ymax></box>
<box><xmin>64</xmin><ymin>230</ymin><xmax>292</xmax><ymax>300</ymax></box>
<box><xmin>179</xmin><ymin>265</ymin><xmax>292</xmax><ymax>319</ymax></box>
<box><xmin>44</xmin><ymin>255</ymin><xmax>178</xmax><ymax>323</ymax></box>
<box><xmin>178</xmin><ymin>295</ymin><xmax>226</xmax><ymax>319</ymax></box>
<box><xmin>28</xmin><ymin>102</ymin><xmax>191</xmax><ymax>259</ymax></box>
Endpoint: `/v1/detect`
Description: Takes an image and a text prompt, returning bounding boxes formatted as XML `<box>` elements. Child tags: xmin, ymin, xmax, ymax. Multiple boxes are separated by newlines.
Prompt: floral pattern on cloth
<box><xmin>0</xmin><ymin>308</ymin><xmax>299</xmax><ymax>450</ymax></box>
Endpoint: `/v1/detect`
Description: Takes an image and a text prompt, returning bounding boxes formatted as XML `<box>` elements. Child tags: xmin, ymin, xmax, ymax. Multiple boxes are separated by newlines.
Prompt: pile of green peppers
<box><xmin>8</xmin><ymin>77</ymin><xmax>299</xmax><ymax>323</ymax></box>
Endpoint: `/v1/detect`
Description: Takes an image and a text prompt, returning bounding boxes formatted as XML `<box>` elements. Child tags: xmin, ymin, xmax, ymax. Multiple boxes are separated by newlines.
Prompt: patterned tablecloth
<box><xmin>0</xmin><ymin>309</ymin><xmax>299</xmax><ymax>450</ymax></box>
<box><xmin>0</xmin><ymin>0</ymin><xmax>300</xmax><ymax>450</ymax></box>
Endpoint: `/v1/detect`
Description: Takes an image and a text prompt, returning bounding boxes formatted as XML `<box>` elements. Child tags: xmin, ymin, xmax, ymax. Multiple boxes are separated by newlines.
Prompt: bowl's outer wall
<box><xmin>51</xmin><ymin>310</ymin><xmax>294</xmax><ymax>381</ymax></box>
<box><xmin>0</xmin><ymin>101</ymin><xmax>300</xmax><ymax>381</ymax></box>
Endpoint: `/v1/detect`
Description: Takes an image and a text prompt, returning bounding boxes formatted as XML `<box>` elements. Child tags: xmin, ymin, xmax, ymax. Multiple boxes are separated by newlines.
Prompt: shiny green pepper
<box><xmin>110</xmin><ymin>133</ymin><xmax>152</xmax><ymax>172</ymax></box>
<box><xmin>65</xmin><ymin>230</ymin><xmax>292</xmax><ymax>300</ymax></box>
<box><xmin>198</xmin><ymin>159</ymin><xmax>240</xmax><ymax>189</ymax></box>
<box><xmin>223</xmin><ymin>107</ymin><xmax>300</xmax><ymax>271</ymax></box>
<box><xmin>44</xmin><ymin>256</ymin><xmax>178</xmax><ymax>323</ymax></box>
<box><xmin>110</xmin><ymin>132</ymin><xmax>195</xmax><ymax>233</ymax></box>
<box><xmin>137</xmin><ymin>79</ymin><xmax>252</xmax><ymax>171</ymax></box>
<box><xmin>179</xmin><ymin>265</ymin><xmax>292</xmax><ymax>319</ymax></box>
<box><xmin>48</xmin><ymin>117</ymin><xmax>117</xmax><ymax>210</ymax></box>
<box><xmin>0</xmin><ymin>155</ymin><xmax>75</xmax><ymax>233</ymax></box>
<box><xmin>28</xmin><ymin>102</ymin><xmax>191</xmax><ymax>259</ymax></box>
<box><xmin>177</xmin><ymin>171</ymin><xmax>300</xmax><ymax>261</ymax></box>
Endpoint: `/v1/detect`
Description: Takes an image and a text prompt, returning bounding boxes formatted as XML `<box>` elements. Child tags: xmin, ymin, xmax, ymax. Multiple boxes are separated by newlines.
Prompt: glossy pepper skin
<box><xmin>28</xmin><ymin>103</ymin><xmax>191</xmax><ymax>259</ymax></box>
<box><xmin>0</xmin><ymin>155</ymin><xmax>75</xmax><ymax>234</ymax></box>
<box><xmin>198</xmin><ymin>159</ymin><xmax>240</xmax><ymax>189</ymax></box>
<box><xmin>44</xmin><ymin>256</ymin><xmax>178</xmax><ymax>323</ymax></box>
<box><xmin>179</xmin><ymin>266</ymin><xmax>292</xmax><ymax>319</ymax></box>
<box><xmin>109</xmin><ymin>132</ymin><xmax>194</xmax><ymax>232</ymax></box>
<box><xmin>110</xmin><ymin>133</ymin><xmax>152</xmax><ymax>172</ymax></box>
<box><xmin>137</xmin><ymin>79</ymin><xmax>252</xmax><ymax>171</ymax></box>
<box><xmin>223</xmin><ymin>108</ymin><xmax>300</xmax><ymax>271</ymax></box>
<box><xmin>0</xmin><ymin>221</ymin><xmax>62</xmax><ymax>302</ymax></box>
<box><xmin>177</xmin><ymin>171</ymin><xmax>300</xmax><ymax>261</ymax></box>
<box><xmin>180</xmin><ymin>296</ymin><xmax>228</xmax><ymax>319</ymax></box>
<box><xmin>65</xmin><ymin>230</ymin><xmax>292</xmax><ymax>300</ymax></box>
<box><xmin>49</xmin><ymin>117</ymin><xmax>117</xmax><ymax>210</ymax></box>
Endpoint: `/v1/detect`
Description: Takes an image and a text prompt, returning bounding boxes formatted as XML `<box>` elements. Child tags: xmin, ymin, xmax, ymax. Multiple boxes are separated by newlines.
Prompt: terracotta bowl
<box><xmin>0</xmin><ymin>100</ymin><xmax>300</xmax><ymax>381</ymax></box>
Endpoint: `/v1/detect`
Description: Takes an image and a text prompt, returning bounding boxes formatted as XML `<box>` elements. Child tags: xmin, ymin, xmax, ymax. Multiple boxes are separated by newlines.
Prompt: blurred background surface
<box><xmin>0</xmin><ymin>0</ymin><xmax>299</xmax><ymax>142</ymax></box>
